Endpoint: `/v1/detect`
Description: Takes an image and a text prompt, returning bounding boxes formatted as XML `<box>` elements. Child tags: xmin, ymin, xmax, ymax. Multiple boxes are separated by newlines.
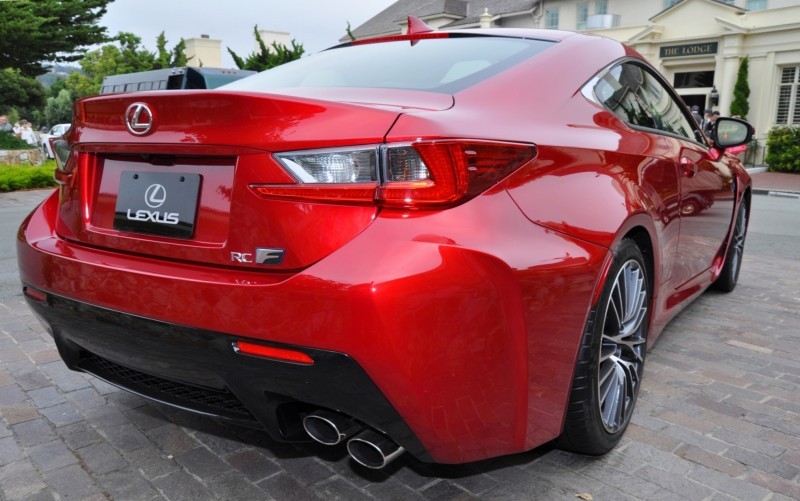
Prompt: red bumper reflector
<box><xmin>233</xmin><ymin>341</ymin><xmax>314</xmax><ymax>365</ymax></box>
<box><xmin>23</xmin><ymin>286</ymin><xmax>47</xmax><ymax>302</ymax></box>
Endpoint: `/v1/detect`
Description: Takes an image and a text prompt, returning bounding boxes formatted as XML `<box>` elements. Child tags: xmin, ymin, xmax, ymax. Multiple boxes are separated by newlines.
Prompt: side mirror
<box><xmin>712</xmin><ymin>117</ymin><xmax>753</xmax><ymax>150</ymax></box>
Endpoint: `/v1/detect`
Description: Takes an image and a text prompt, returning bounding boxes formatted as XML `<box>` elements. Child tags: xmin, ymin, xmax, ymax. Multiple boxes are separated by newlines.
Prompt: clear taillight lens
<box><xmin>253</xmin><ymin>140</ymin><xmax>535</xmax><ymax>209</ymax></box>
<box><xmin>276</xmin><ymin>148</ymin><xmax>377</xmax><ymax>183</ymax></box>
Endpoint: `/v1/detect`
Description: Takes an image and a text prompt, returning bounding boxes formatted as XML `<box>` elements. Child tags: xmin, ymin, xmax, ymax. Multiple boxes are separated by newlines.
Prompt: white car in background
<box><xmin>41</xmin><ymin>123</ymin><xmax>71</xmax><ymax>159</ymax></box>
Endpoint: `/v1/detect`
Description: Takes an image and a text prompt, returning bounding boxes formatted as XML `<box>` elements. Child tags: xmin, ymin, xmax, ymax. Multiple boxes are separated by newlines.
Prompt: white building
<box><xmin>350</xmin><ymin>0</ymin><xmax>800</xmax><ymax>147</ymax></box>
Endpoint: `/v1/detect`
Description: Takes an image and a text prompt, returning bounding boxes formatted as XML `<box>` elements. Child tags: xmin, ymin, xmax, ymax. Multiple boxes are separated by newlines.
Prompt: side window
<box><xmin>594</xmin><ymin>62</ymin><xmax>697</xmax><ymax>141</ymax></box>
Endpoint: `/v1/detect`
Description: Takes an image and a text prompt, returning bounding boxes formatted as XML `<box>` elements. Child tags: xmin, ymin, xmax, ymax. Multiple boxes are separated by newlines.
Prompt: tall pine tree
<box><xmin>227</xmin><ymin>26</ymin><xmax>304</xmax><ymax>72</ymax></box>
<box><xmin>730</xmin><ymin>57</ymin><xmax>750</xmax><ymax>120</ymax></box>
<box><xmin>0</xmin><ymin>0</ymin><xmax>112</xmax><ymax>76</ymax></box>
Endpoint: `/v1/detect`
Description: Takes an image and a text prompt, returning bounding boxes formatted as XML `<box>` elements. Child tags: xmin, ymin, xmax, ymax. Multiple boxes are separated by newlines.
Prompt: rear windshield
<box><xmin>223</xmin><ymin>35</ymin><xmax>555</xmax><ymax>94</ymax></box>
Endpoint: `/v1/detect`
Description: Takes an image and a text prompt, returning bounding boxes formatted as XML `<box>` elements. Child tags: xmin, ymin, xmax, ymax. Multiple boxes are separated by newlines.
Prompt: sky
<box><xmin>99</xmin><ymin>0</ymin><xmax>397</xmax><ymax>67</ymax></box>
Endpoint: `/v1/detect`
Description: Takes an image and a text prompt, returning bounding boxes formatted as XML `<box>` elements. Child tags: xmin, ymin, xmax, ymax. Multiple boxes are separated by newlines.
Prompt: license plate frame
<box><xmin>113</xmin><ymin>171</ymin><xmax>201</xmax><ymax>239</ymax></box>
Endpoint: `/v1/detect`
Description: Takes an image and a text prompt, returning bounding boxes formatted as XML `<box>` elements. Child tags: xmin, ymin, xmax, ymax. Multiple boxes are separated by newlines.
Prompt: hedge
<box><xmin>0</xmin><ymin>161</ymin><xmax>57</xmax><ymax>192</ymax></box>
<box><xmin>765</xmin><ymin>126</ymin><xmax>800</xmax><ymax>173</ymax></box>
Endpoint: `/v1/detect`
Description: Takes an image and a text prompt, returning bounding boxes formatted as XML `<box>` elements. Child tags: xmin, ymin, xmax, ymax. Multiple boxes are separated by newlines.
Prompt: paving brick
<box><xmin>257</xmin><ymin>471</ymin><xmax>317</xmax><ymax>500</ymax></box>
<box><xmin>124</xmin><ymin>446</ymin><xmax>181</xmax><ymax>480</ymax></box>
<box><xmin>144</xmin><ymin>423</ymin><xmax>199</xmax><ymax>456</ymax></box>
<box><xmin>41</xmin><ymin>464</ymin><xmax>102</xmax><ymax>500</ymax></box>
<box><xmin>419</xmin><ymin>480</ymin><xmax>476</xmax><ymax>500</ymax></box>
<box><xmin>56</xmin><ymin>421</ymin><xmax>104</xmax><ymax>450</ymax></box>
<box><xmin>1</xmin><ymin>401</ymin><xmax>39</xmax><ymax>424</ymax></box>
<box><xmin>675</xmin><ymin>445</ymin><xmax>747</xmax><ymax>477</ymax></box>
<box><xmin>77</xmin><ymin>442</ymin><xmax>129</xmax><ymax>475</ymax></box>
<box><xmin>225</xmin><ymin>448</ymin><xmax>282</xmax><ymax>482</ymax></box>
<box><xmin>27</xmin><ymin>439</ymin><xmax>79</xmax><ymax>472</ymax></box>
<box><xmin>27</xmin><ymin>386</ymin><xmax>66</xmax><ymax>409</ymax></box>
<box><xmin>0</xmin><ymin>436</ymin><xmax>24</xmax><ymax>466</ymax></box>
<box><xmin>97</xmin><ymin>468</ymin><xmax>161</xmax><ymax>500</ymax></box>
<box><xmin>656</xmin><ymin>410</ymin><xmax>717</xmax><ymax>434</ymax></box>
<box><xmin>174</xmin><ymin>446</ymin><xmax>231</xmax><ymax>479</ymax></box>
<box><xmin>723</xmin><ymin>446</ymin><xmax>800</xmax><ymax>479</ymax></box>
<box><xmin>12</xmin><ymin>418</ymin><xmax>55</xmax><ymax>447</ymax></box>
<box><xmin>312</xmin><ymin>476</ymin><xmax>373</xmax><ymax>500</ymax></box>
<box><xmin>14</xmin><ymin>370</ymin><xmax>51</xmax><ymax>391</ymax></box>
<box><xmin>204</xmin><ymin>469</ymin><xmax>269</xmax><ymax>500</ymax></box>
<box><xmin>38</xmin><ymin>401</ymin><xmax>84</xmax><ymax>427</ymax></box>
<box><xmin>0</xmin><ymin>461</ymin><xmax>47</xmax><ymax>499</ymax></box>
<box><xmin>0</xmin><ymin>383</ymin><xmax>26</xmax><ymax>404</ymax></box>
<box><xmin>623</xmin><ymin>423</ymin><xmax>682</xmax><ymax>452</ymax></box>
<box><xmin>365</xmin><ymin>477</ymin><xmax>427</xmax><ymax>500</ymax></box>
<box><xmin>151</xmin><ymin>469</ymin><xmax>216</xmax><ymax>500</ymax></box>
<box><xmin>635</xmin><ymin>464</ymin><xmax>714</xmax><ymax>499</ymax></box>
<box><xmin>746</xmin><ymin>471</ymin><xmax>800</xmax><ymax>500</ymax></box>
<box><xmin>688</xmin><ymin>464</ymin><xmax>771</xmax><ymax>500</ymax></box>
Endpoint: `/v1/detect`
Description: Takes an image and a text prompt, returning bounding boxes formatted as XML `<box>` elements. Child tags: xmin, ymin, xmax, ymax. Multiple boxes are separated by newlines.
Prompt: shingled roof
<box><xmin>347</xmin><ymin>0</ymin><xmax>539</xmax><ymax>40</ymax></box>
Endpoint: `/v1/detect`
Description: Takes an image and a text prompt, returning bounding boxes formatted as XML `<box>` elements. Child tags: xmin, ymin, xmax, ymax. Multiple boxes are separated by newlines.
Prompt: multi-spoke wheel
<box><xmin>598</xmin><ymin>258</ymin><xmax>647</xmax><ymax>433</ymax></box>
<box><xmin>714</xmin><ymin>199</ymin><xmax>748</xmax><ymax>292</ymax></box>
<box><xmin>559</xmin><ymin>238</ymin><xmax>649</xmax><ymax>455</ymax></box>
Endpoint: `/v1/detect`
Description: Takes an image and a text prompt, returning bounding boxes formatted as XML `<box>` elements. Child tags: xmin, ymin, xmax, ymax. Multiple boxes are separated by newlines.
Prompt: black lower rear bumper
<box><xmin>25</xmin><ymin>289</ymin><xmax>430</xmax><ymax>461</ymax></box>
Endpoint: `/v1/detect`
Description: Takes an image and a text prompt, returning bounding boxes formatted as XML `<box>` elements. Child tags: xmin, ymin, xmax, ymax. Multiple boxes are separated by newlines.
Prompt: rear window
<box><xmin>223</xmin><ymin>35</ymin><xmax>555</xmax><ymax>94</ymax></box>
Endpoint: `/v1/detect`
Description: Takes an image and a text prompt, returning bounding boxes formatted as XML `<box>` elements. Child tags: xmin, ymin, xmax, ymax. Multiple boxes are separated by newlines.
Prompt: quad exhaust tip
<box><xmin>303</xmin><ymin>410</ymin><xmax>405</xmax><ymax>469</ymax></box>
<box><xmin>346</xmin><ymin>429</ymin><xmax>405</xmax><ymax>469</ymax></box>
<box><xmin>303</xmin><ymin>410</ymin><xmax>363</xmax><ymax>446</ymax></box>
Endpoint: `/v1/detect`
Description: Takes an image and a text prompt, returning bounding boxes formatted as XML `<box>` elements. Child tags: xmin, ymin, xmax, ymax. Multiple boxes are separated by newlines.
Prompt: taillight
<box><xmin>52</xmin><ymin>139</ymin><xmax>73</xmax><ymax>184</ymax></box>
<box><xmin>252</xmin><ymin>140</ymin><xmax>535</xmax><ymax>209</ymax></box>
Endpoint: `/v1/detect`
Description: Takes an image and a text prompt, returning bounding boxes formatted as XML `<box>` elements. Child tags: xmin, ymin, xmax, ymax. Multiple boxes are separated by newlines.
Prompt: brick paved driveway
<box><xmin>1</xmin><ymin>189</ymin><xmax>798</xmax><ymax>500</ymax></box>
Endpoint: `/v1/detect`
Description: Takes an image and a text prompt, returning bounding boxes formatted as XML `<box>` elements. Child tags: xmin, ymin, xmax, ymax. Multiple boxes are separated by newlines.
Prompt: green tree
<box><xmin>0</xmin><ymin>0</ymin><xmax>112</xmax><ymax>77</ymax></box>
<box><xmin>0</xmin><ymin>68</ymin><xmax>47</xmax><ymax>117</ymax></box>
<box><xmin>730</xmin><ymin>57</ymin><xmax>750</xmax><ymax>120</ymax></box>
<box><xmin>227</xmin><ymin>26</ymin><xmax>304</xmax><ymax>71</ymax></box>
<box><xmin>66</xmin><ymin>32</ymin><xmax>179</xmax><ymax>98</ymax></box>
<box><xmin>42</xmin><ymin>89</ymin><xmax>75</xmax><ymax>126</ymax></box>
<box><xmin>153</xmin><ymin>32</ymin><xmax>188</xmax><ymax>69</ymax></box>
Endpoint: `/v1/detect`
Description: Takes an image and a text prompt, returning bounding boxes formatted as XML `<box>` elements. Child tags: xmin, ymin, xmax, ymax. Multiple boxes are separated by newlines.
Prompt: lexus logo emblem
<box><xmin>125</xmin><ymin>102</ymin><xmax>154</xmax><ymax>135</ymax></box>
<box><xmin>144</xmin><ymin>184</ymin><xmax>167</xmax><ymax>208</ymax></box>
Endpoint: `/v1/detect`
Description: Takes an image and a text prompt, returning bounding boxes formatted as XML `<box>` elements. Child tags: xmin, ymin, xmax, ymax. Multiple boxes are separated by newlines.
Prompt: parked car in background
<box><xmin>40</xmin><ymin>123</ymin><xmax>71</xmax><ymax>159</ymax></box>
<box><xmin>18</xmin><ymin>18</ymin><xmax>753</xmax><ymax>471</ymax></box>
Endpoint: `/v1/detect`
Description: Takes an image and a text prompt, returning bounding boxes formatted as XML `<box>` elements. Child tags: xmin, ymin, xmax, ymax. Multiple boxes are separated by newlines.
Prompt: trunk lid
<box><xmin>56</xmin><ymin>90</ymin><xmax>417</xmax><ymax>271</ymax></box>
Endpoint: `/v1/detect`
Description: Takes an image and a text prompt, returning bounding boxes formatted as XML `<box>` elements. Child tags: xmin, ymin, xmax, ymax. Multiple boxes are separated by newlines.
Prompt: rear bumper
<box><xmin>18</xmin><ymin>190</ymin><xmax>610</xmax><ymax>464</ymax></box>
<box><xmin>24</xmin><ymin>290</ymin><xmax>431</xmax><ymax>461</ymax></box>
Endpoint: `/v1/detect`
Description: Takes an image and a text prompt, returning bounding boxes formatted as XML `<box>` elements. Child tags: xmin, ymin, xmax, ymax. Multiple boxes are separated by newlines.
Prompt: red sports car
<box><xmin>18</xmin><ymin>19</ymin><xmax>753</xmax><ymax>469</ymax></box>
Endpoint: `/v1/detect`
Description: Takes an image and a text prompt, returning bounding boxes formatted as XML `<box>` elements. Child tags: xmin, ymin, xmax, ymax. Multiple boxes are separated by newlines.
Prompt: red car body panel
<box><xmin>17</xmin><ymin>28</ymin><xmax>751</xmax><ymax>464</ymax></box>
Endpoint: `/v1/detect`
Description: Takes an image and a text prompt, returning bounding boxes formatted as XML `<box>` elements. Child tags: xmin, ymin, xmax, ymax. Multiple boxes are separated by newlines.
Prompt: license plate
<box><xmin>113</xmin><ymin>171</ymin><xmax>201</xmax><ymax>239</ymax></box>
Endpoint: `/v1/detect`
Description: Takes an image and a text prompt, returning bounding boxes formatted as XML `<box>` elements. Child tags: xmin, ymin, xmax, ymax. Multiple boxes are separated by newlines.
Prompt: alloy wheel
<box><xmin>598</xmin><ymin>259</ymin><xmax>648</xmax><ymax>433</ymax></box>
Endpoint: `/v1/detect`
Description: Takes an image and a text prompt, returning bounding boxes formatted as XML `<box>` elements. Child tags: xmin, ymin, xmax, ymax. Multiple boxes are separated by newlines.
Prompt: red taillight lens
<box><xmin>380</xmin><ymin>141</ymin><xmax>535</xmax><ymax>209</ymax></box>
<box><xmin>251</xmin><ymin>140</ymin><xmax>535</xmax><ymax>209</ymax></box>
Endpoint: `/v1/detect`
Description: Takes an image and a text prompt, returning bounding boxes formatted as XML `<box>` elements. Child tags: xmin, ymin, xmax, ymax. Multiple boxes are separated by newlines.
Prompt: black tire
<box><xmin>713</xmin><ymin>199</ymin><xmax>748</xmax><ymax>293</ymax></box>
<box><xmin>558</xmin><ymin>239</ymin><xmax>649</xmax><ymax>455</ymax></box>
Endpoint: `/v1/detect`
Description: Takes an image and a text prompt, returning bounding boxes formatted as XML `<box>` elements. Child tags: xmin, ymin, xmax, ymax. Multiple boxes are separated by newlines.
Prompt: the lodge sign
<box><xmin>660</xmin><ymin>42</ymin><xmax>718</xmax><ymax>58</ymax></box>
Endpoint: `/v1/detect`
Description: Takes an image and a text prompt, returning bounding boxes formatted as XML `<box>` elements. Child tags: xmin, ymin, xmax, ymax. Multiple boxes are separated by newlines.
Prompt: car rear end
<box><xmin>18</xmin><ymin>30</ymin><xmax>611</xmax><ymax>465</ymax></box>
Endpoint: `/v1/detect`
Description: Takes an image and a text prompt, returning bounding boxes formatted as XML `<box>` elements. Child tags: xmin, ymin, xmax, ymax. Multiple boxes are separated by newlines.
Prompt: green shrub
<box><xmin>0</xmin><ymin>162</ymin><xmax>57</xmax><ymax>192</ymax></box>
<box><xmin>765</xmin><ymin>126</ymin><xmax>800</xmax><ymax>173</ymax></box>
<box><xmin>0</xmin><ymin>133</ymin><xmax>31</xmax><ymax>150</ymax></box>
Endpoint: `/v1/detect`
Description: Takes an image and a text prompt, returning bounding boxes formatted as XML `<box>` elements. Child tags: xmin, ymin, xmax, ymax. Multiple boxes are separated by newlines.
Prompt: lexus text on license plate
<box><xmin>113</xmin><ymin>171</ymin><xmax>201</xmax><ymax>239</ymax></box>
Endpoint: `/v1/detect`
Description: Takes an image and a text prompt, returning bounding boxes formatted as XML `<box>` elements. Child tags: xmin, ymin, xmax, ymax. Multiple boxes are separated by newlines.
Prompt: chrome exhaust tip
<box><xmin>303</xmin><ymin>410</ymin><xmax>363</xmax><ymax>446</ymax></box>
<box><xmin>346</xmin><ymin>429</ymin><xmax>405</xmax><ymax>469</ymax></box>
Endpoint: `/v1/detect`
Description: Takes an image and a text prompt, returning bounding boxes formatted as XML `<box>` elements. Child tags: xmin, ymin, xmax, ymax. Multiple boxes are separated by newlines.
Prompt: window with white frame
<box><xmin>776</xmin><ymin>66</ymin><xmax>800</xmax><ymax>125</ymax></box>
<box><xmin>664</xmin><ymin>0</ymin><xmax>680</xmax><ymax>9</ymax></box>
<box><xmin>746</xmin><ymin>0</ymin><xmax>767</xmax><ymax>10</ymax></box>
<box><xmin>577</xmin><ymin>3</ymin><xmax>589</xmax><ymax>30</ymax></box>
<box><xmin>596</xmin><ymin>0</ymin><xmax>608</xmax><ymax>15</ymax></box>
<box><xmin>545</xmin><ymin>8</ymin><xmax>559</xmax><ymax>29</ymax></box>
<box><xmin>719</xmin><ymin>0</ymin><xmax>734</xmax><ymax>4</ymax></box>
